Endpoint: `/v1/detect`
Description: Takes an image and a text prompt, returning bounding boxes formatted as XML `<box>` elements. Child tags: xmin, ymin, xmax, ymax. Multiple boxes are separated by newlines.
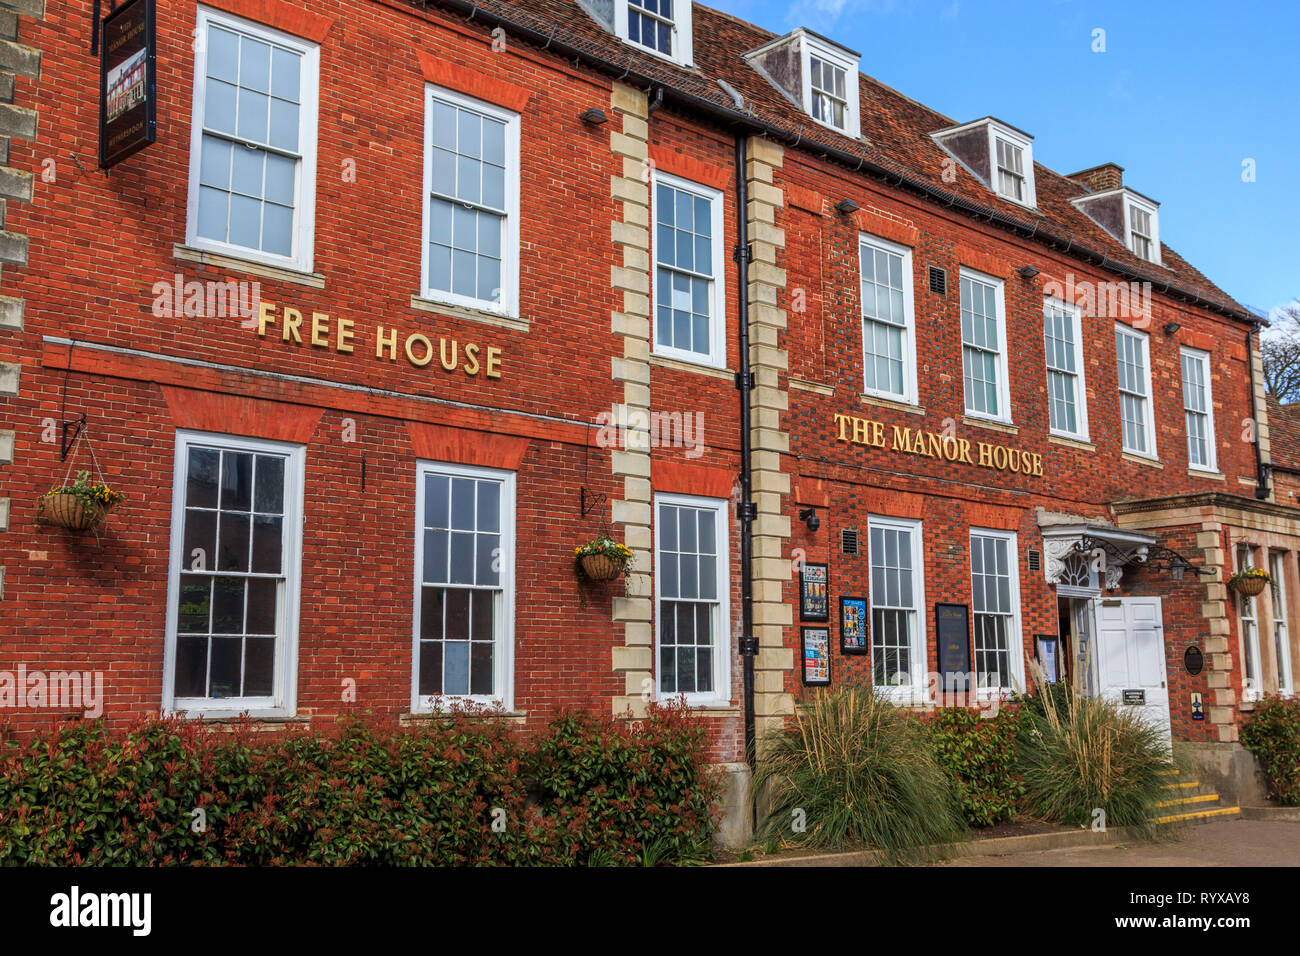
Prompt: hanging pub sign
<box><xmin>799</xmin><ymin>562</ymin><xmax>829</xmax><ymax>621</ymax></box>
<box><xmin>935</xmin><ymin>603</ymin><xmax>971</xmax><ymax>692</ymax></box>
<box><xmin>99</xmin><ymin>0</ymin><xmax>157</xmax><ymax>168</ymax></box>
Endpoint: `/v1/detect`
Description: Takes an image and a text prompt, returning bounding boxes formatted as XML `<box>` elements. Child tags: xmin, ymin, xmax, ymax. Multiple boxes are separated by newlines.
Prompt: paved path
<box><xmin>935</xmin><ymin>821</ymin><xmax>1300</xmax><ymax>866</ymax></box>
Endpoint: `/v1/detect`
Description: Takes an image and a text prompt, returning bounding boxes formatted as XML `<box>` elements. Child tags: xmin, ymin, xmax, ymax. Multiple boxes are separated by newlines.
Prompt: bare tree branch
<box><xmin>1261</xmin><ymin>303</ymin><xmax>1300</xmax><ymax>403</ymax></box>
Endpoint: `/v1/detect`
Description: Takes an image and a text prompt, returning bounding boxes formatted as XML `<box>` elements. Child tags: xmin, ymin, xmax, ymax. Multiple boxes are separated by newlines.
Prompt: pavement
<box><xmin>934</xmin><ymin>820</ymin><xmax>1300</xmax><ymax>866</ymax></box>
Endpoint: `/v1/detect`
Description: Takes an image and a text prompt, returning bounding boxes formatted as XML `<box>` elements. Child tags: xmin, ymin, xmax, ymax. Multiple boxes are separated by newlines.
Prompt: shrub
<box><xmin>0</xmin><ymin>707</ymin><xmax>719</xmax><ymax>866</ymax></box>
<box><xmin>927</xmin><ymin>706</ymin><xmax>1027</xmax><ymax>827</ymax></box>
<box><xmin>754</xmin><ymin>686</ymin><xmax>966</xmax><ymax>862</ymax></box>
<box><xmin>1241</xmin><ymin>696</ymin><xmax>1300</xmax><ymax>806</ymax></box>
<box><xmin>1018</xmin><ymin>681</ymin><xmax>1170</xmax><ymax>833</ymax></box>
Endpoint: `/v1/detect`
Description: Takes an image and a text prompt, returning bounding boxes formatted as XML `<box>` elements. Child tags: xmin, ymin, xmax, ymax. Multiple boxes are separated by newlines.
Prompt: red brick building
<box><xmin>0</xmin><ymin>0</ymin><xmax>1291</xmax><ymax>833</ymax></box>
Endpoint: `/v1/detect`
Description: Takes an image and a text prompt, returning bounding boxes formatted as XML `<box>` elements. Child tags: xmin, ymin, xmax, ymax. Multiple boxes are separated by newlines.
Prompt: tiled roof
<box><xmin>413</xmin><ymin>0</ymin><xmax>1249</xmax><ymax>319</ymax></box>
<box><xmin>1268</xmin><ymin>396</ymin><xmax>1300</xmax><ymax>471</ymax></box>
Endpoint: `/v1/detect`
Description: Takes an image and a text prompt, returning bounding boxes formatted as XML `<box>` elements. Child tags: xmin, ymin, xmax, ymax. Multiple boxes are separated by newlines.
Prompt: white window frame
<box><xmin>866</xmin><ymin>515</ymin><xmax>927</xmax><ymax>704</ymax></box>
<box><xmin>1238</xmin><ymin>544</ymin><xmax>1263</xmax><ymax>703</ymax></box>
<box><xmin>650</xmin><ymin>170</ymin><xmax>727</xmax><ymax>369</ymax></box>
<box><xmin>1269</xmin><ymin>551</ymin><xmax>1294</xmax><ymax>698</ymax></box>
<box><xmin>1180</xmin><ymin>346</ymin><xmax>1217</xmax><ymax>473</ymax></box>
<box><xmin>987</xmin><ymin>122</ymin><xmax>1036</xmax><ymax>209</ymax></box>
<box><xmin>614</xmin><ymin>0</ymin><xmax>693</xmax><ymax>66</ymax></box>
<box><xmin>420</xmin><ymin>84</ymin><xmax>521</xmax><ymax>319</ymax></box>
<box><xmin>959</xmin><ymin>267</ymin><xmax>1011</xmax><ymax>424</ymax></box>
<box><xmin>184</xmin><ymin>6</ymin><xmax>319</xmax><ymax>274</ymax></box>
<box><xmin>652</xmin><ymin>493</ymin><xmax>731</xmax><ymax>708</ymax></box>
<box><xmin>411</xmin><ymin>460</ymin><xmax>516</xmax><ymax>714</ymax></box>
<box><xmin>799</xmin><ymin>33</ymin><xmax>860</xmax><ymax>139</ymax></box>
<box><xmin>859</xmin><ymin>233</ymin><xmax>917</xmax><ymax>405</ymax></box>
<box><xmin>162</xmin><ymin>430</ymin><xmax>305</xmax><ymax>719</ymax></box>
<box><xmin>969</xmin><ymin>528</ymin><xmax>1025</xmax><ymax>698</ymax></box>
<box><xmin>1116</xmin><ymin>324</ymin><xmax>1158</xmax><ymax>459</ymax></box>
<box><xmin>1043</xmin><ymin>296</ymin><xmax>1089</xmax><ymax>441</ymax></box>
<box><xmin>1124</xmin><ymin>195</ymin><xmax>1162</xmax><ymax>265</ymax></box>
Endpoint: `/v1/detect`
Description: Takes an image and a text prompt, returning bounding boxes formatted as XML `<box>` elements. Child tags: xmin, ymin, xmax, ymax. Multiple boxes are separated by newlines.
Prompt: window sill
<box><xmin>402</xmin><ymin>710</ymin><xmax>527</xmax><ymax>724</ymax></box>
<box><xmin>1048</xmin><ymin>434</ymin><xmax>1095</xmax><ymax>452</ymax></box>
<box><xmin>410</xmin><ymin>295</ymin><xmax>529</xmax><ymax>332</ymax></box>
<box><xmin>681</xmin><ymin>703</ymin><xmax>741</xmax><ymax>717</ymax></box>
<box><xmin>649</xmin><ymin>354</ymin><xmax>733</xmax><ymax>380</ymax></box>
<box><xmin>961</xmin><ymin>415</ymin><xmax>1019</xmax><ymax>436</ymax></box>
<box><xmin>1121</xmin><ymin>451</ymin><xmax>1164</xmax><ymax>469</ymax></box>
<box><xmin>173</xmin><ymin>244</ymin><xmax>325</xmax><ymax>289</ymax></box>
<box><xmin>169</xmin><ymin>709</ymin><xmax>307</xmax><ymax>725</ymax></box>
<box><xmin>861</xmin><ymin>393</ymin><xmax>925</xmax><ymax>416</ymax></box>
<box><xmin>789</xmin><ymin>377</ymin><xmax>834</xmax><ymax>396</ymax></box>
<box><xmin>1189</xmin><ymin>468</ymin><xmax>1226</xmax><ymax>481</ymax></box>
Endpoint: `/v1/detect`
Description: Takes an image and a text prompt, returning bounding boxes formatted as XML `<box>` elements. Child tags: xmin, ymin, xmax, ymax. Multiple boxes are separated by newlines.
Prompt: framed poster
<box><xmin>801</xmin><ymin>627</ymin><xmax>831</xmax><ymax>686</ymax></box>
<box><xmin>840</xmin><ymin>596</ymin><xmax>868</xmax><ymax>654</ymax></box>
<box><xmin>1035</xmin><ymin>635</ymin><xmax>1059</xmax><ymax>684</ymax></box>
<box><xmin>800</xmin><ymin>562</ymin><xmax>829</xmax><ymax>621</ymax></box>
<box><xmin>934</xmin><ymin>603</ymin><xmax>970</xmax><ymax>692</ymax></box>
<box><xmin>99</xmin><ymin>0</ymin><xmax>157</xmax><ymax>168</ymax></box>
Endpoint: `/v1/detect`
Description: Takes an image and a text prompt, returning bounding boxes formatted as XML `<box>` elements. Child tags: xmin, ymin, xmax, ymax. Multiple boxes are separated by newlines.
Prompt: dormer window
<box><xmin>995</xmin><ymin>136</ymin><xmax>1026</xmax><ymax>203</ymax></box>
<box><xmin>1129</xmin><ymin>204</ymin><xmax>1154</xmax><ymax>261</ymax></box>
<box><xmin>932</xmin><ymin>118</ymin><xmax>1037</xmax><ymax>210</ymax></box>
<box><xmin>809</xmin><ymin>53</ymin><xmax>848</xmax><ymax>130</ymax></box>
<box><xmin>1071</xmin><ymin>180</ymin><xmax>1162</xmax><ymax>266</ymax></box>
<box><xmin>608</xmin><ymin>0</ymin><xmax>693</xmax><ymax>66</ymax></box>
<box><xmin>743</xmin><ymin>29</ymin><xmax>860</xmax><ymax>139</ymax></box>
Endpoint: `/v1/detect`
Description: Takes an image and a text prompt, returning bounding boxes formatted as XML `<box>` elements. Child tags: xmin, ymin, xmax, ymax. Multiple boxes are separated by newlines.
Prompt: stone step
<box><xmin>1153</xmin><ymin>792</ymin><xmax>1221</xmax><ymax>810</ymax></box>
<box><xmin>1151</xmin><ymin>805</ymin><xmax>1241</xmax><ymax>826</ymax></box>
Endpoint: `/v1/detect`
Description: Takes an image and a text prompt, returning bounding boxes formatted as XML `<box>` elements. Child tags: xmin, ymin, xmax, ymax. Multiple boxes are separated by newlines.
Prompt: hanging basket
<box><xmin>580</xmin><ymin>554</ymin><xmax>624</xmax><ymax>582</ymax></box>
<box><xmin>1232</xmin><ymin>575</ymin><xmax>1268</xmax><ymax>597</ymax></box>
<box><xmin>41</xmin><ymin>492</ymin><xmax>107</xmax><ymax>531</ymax></box>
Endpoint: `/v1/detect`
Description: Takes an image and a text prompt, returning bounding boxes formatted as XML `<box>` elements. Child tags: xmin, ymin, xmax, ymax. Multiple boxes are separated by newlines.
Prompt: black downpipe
<box><xmin>1248</xmin><ymin>326</ymin><xmax>1272</xmax><ymax>500</ymax></box>
<box><xmin>733</xmin><ymin>136</ymin><xmax>758</xmax><ymax>804</ymax></box>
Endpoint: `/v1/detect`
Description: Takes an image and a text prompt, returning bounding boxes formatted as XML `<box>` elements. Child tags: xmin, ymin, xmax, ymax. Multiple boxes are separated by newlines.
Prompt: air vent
<box><xmin>841</xmin><ymin>528</ymin><xmax>859</xmax><ymax>555</ymax></box>
<box><xmin>1027</xmin><ymin>548</ymin><xmax>1042</xmax><ymax>573</ymax></box>
<box><xmin>928</xmin><ymin>266</ymin><xmax>947</xmax><ymax>295</ymax></box>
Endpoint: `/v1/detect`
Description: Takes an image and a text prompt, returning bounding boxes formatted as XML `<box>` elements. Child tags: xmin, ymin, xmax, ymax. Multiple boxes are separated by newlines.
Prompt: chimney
<box><xmin>1067</xmin><ymin>163</ymin><xmax>1124</xmax><ymax>193</ymax></box>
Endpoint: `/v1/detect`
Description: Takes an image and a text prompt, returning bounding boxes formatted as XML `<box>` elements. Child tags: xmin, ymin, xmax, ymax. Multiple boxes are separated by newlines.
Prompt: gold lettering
<box><xmin>852</xmin><ymin>417</ymin><xmax>870</xmax><ymax>445</ymax></box>
<box><xmin>943</xmin><ymin>436</ymin><xmax>960</xmax><ymax>462</ymax></box>
<box><xmin>406</xmin><ymin>333</ymin><xmax>434</xmax><ymax>367</ymax></box>
<box><xmin>376</xmin><ymin>325</ymin><xmax>398</xmax><ymax>361</ymax></box>
<box><xmin>1033</xmin><ymin>453</ymin><xmax>1044</xmax><ymax>477</ymax></box>
<box><xmin>959</xmin><ymin>439</ymin><xmax>973</xmax><ymax>464</ymax></box>
<box><xmin>336</xmin><ymin>318</ymin><xmax>355</xmax><ymax>354</ymax></box>
<box><xmin>486</xmin><ymin>346</ymin><xmax>503</xmax><ymax>379</ymax></box>
<box><xmin>926</xmin><ymin>433</ymin><xmax>943</xmax><ymax>459</ymax></box>
<box><xmin>978</xmin><ymin>442</ymin><xmax>994</xmax><ymax>468</ymax></box>
<box><xmin>440</xmin><ymin>338</ymin><xmax>458</xmax><ymax>371</ymax></box>
<box><xmin>834</xmin><ymin>413</ymin><xmax>851</xmax><ymax>441</ymax></box>
<box><xmin>257</xmin><ymin>301</ymin><xmax>276</xmax><ymax>337</ymax></box>
<box><xmin>463</xmin><ymin>342</ymin><xmax>481</xmax><ymax>376</ymax></box>
<box><xmin>283</xmin><ymin>308</ymin><xmax>303</xmax><ymax>344</ymax></box>
<box><xmin>872</xmin><ymin>421</ymin><xmax>885</xmax><ymax>448</ymax></box>
<box><xmin>992</xmin><ymin>446</ymin><xmax>1008</xmax><ymax>470</ymax></box>
<box><xmin>311</xmin><ymin>312</ymin><xmax>329</xmax><ymax>348</ymax></box>
<box><xmin>891</xmin><ymin>425</ymin><xmax>911</xmax><ymax>453</ymax></box>
<box><xmin>1007</xmin><ymin>448</ymin><xmax>1021</xmax><ymax>473</ymax></box>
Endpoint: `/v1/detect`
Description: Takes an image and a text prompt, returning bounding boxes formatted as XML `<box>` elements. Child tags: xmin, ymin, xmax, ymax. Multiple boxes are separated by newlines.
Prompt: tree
<box><xmin>1261</xmin><ymin>303</ymin><xmax>1300</xmax><ymax>404</ymax></box>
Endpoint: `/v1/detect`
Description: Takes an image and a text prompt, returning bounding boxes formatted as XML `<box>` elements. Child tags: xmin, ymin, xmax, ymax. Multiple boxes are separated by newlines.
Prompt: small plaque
<box><xmin>1184</xmin><ymin>645</ymin><xmax>1204</xmax><ymax>676</ymax></box>
<box><xmin>1191</xmin><ymin>692</ymin><xmax>1205</xmax><ymax>721</ymax></box>
<box><xmin>1122</xmin><ymin>689</ymin><xmax>1146</xmax><ymax>706</ymax></box>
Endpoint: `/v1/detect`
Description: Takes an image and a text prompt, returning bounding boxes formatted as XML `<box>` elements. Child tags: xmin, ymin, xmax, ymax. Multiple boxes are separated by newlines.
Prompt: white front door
<box><xmin>1094</xmin><ymin>597</ymin><xmax>1172</xmax><ymax>752</ymax></box>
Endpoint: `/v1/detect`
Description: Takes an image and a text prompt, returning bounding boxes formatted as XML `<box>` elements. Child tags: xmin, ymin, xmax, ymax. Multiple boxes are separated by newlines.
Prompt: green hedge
<box><xmin>0</xmin><ymin>706</ymin><xmax>720</xmax><ymax>866</ymax></box>
<box><xmin>926</xmin><ymin>705</ymin><xmax>1027</xmax><ymax>827</ymax></box>
<box><xmin>1241</xmin><ymin>695</ymin><xmax>1300</xmax><ymax>806</ymax></box>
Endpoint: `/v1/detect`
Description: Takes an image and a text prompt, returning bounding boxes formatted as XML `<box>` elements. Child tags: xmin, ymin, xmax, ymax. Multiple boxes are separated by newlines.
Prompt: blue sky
<box><xmin>702</xmin><ymin>0</ymin><xmax>1299</xmax><ymax>320</ymax></box>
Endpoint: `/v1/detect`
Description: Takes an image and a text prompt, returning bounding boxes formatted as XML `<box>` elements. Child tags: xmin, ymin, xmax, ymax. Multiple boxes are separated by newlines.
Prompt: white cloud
<box><xmin>785</xmin><ymin>0</ymin><xmax>915</xmax><ymax>30</ymax></box>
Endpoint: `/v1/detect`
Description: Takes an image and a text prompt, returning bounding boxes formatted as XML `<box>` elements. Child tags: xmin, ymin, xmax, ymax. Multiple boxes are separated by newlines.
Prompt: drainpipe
<box><xmin>733</xmin><ymin>133</ymin><xmax>758</xmax><ymax>797</ymax></box>
<box><xmin>1247</xmin><ymin>325</ymin><xmax>1272</xmax><ymax>500</ymax></box>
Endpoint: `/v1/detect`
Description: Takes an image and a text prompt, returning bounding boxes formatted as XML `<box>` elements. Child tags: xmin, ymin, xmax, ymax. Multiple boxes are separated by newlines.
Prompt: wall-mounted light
<box><xmin>834</xmin><ymin>199</ymin><xmax>858</xmax><ymax>215</ymax></box>
<box><xmin>1163</xmin><ymin>322</ymin><xmax>1181</xmax><ymax>335</ymax></box>
<box><xmin>579</xmin><ymin>107</ymin><xmax>609</xmax><ymax>126</ymax></box>
<box><xmin>1016</xmin><ymin>265</ymin><xmax>1040</xmax><ymax>279</ymax></box>
<box><xmin>798</xmin><ymin>507</ymin><xmax>820</xmax><ymax>532</ymax></box>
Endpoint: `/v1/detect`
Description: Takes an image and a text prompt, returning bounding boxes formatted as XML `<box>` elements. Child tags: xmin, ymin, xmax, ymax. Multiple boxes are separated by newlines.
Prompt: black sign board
<box><xmin>1184</xmin><ymin>645</ymin><xmax>1204</xmax><ymax>676</ymax></box>
<box><xmin>935</xmin><ymin>603</ymin><xmax>970</xmax><ymax>691</ymax></box>
<box><xmin>1122</xmin><ymin>689</ymin><xmax>1146</xmax><ymax>706</ymax></box>
<box><xmin>799</xmin><ymin>562</ymin><xmax>829</xmax><ymax>621</ymax></box>
<box><xmin>99</xmin><ymin>0</ymin><xmax>157</xmax><ymax>168</ymax></box>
